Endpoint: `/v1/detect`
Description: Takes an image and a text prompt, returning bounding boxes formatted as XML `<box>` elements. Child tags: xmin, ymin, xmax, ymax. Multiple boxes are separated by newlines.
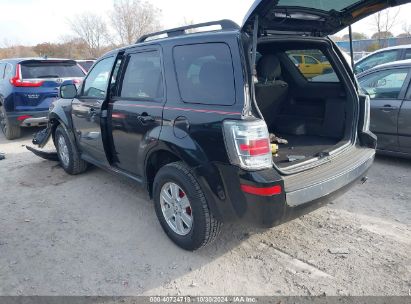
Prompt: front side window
<box><xmin>305</xmin><ymin>56</ymin><xmax>318</xmax><ymax>64</ymax></box>
<box><xmin>359</xmin><ymin>68</ymin><xmax>409</xmax><ymax>99</ymax></box>
<box><xmin>355</xmin><ymin>50</ymin><xmax>399</xmax><ymax>73</ymax></box>
<box><xmin>173</xmin><ymin>43</ymin><xmax>236</xmax><ymax>106</ymax></box>
<box><xmin>82</xmin><ymin>57</ymin><xmax>115</xmax><ymax>99</ymax></box>
<box><xmin>120</xmin><ymin>51</ymin><xmax>163</xmax><ymax>100</ymax></box>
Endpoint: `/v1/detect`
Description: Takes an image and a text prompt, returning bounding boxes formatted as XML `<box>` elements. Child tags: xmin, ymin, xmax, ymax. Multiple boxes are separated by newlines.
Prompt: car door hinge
<box><xmin>101</xmin><ymin>110</ymin><xmax>108</xmax><ymax>118</ymax></box>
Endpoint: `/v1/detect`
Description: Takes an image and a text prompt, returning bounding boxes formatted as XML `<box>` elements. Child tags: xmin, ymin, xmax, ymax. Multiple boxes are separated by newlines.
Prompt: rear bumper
<box><xmin>7</xmin><ymin>111</ymin><xmax>48</xmax><ymax>127</ymax></box>
<box><xmin>199</xmin><ymin>146</ymin><xmax>375</xmax><ymax>227</ymax></box>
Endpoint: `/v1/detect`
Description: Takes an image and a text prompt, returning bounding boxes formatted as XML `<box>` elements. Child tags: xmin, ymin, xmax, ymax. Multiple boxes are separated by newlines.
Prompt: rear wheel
<box><xmin>153</xmin><ymin>162</ymin><xmax>222</xmax><ymax>251</ymax></box>
<box><xmin>55</xmin><ymin>125</ymin><xmax>88</xmax><ymax>175</ymax></box>
<box><xmin>0</xmin><ymin>105</ymin><xmax>21</xmax><ymax>140</ymax></box>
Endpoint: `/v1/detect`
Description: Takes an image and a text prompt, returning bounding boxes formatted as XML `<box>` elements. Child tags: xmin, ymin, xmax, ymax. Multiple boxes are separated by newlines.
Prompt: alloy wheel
<box><xmin>160</xmin><ymin>182</ymin><xmax>193</xmax><ymax>236</ymax></box>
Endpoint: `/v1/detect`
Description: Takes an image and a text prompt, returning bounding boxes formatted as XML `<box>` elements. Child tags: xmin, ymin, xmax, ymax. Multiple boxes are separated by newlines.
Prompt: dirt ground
<box><xmin>0</xmin><ymin>128</ymin><xmax>410</xmax><ymax>296</ymax></box>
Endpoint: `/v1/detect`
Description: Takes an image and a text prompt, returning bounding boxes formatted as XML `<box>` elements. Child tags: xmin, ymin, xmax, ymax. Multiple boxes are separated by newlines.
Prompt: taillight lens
<box><xmin>10</xmin><ymin>64</ymin><xmax>44</xmax><ymax>87</ymax></box>
<box><xmin>223</xmin><ymin>119</ymin><xmax>272</xmax><ymax>170</ymax></box>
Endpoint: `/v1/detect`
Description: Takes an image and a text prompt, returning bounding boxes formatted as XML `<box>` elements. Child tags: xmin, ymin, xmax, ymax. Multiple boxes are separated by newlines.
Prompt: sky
<box><xmin>1</xmin><ymin>0</ymin><xmax>411</xmax><ymax>46</ymax></box>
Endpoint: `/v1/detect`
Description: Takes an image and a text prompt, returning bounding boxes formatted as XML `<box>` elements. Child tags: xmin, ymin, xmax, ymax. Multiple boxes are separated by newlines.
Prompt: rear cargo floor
<box><xmin>274</xmin><ymin>134</ymin><xmax>339</xmax><ymax>166</ymax></box>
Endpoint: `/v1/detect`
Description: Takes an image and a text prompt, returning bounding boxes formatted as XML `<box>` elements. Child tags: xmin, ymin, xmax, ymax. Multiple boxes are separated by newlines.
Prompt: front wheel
<box><xmin>153</xmin><ymin>162</ymin><xmax>222</xmax><ymax>251</ymax></box>
<box><xmin>55</xmin><ymin>125</ymin><xmax>88</xmax><ymax>175</ymax></box>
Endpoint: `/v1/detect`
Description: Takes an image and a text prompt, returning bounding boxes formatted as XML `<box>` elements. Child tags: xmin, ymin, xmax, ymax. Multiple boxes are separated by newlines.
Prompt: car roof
<box><xmin>101</xmin><ymin>29</ymin><xmax>240</xmax><ymax>58</ymax></box>
<box><xmin>0</xmin><ymin>57</ymin><xmax>75</xmax><ymax>63</ymax></box>
<box><xmin>357</xmin><ymin>44</ymin><xmax>411</xmax><ymax>63</ymax></box>
<box><xmin>357</xmin><ymin>59</ymin><xmax>411</xmax><ymax>77</ymax></box>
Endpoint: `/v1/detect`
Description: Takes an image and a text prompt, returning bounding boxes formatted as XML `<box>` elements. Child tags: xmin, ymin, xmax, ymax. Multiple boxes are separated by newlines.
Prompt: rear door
<box><xmin>108</xmin><ymin>46</ymin><xmax>165</xmax><ymax>177</ymax></box>
<box><xmin>359</xmin><ymin>67</ymin><xmax>411</xmax><ymax>151</ymax></box>
<box><xmin>71</xmin><ymin>56</ymin><xmax>116</xmax><ymax>165</ymax></box>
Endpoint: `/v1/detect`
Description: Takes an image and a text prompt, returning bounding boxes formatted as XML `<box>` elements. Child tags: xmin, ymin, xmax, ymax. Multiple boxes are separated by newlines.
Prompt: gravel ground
<box><xmin>0</xmin><ymin>128</ymin><xmax>410</xmax><ymax>296</ymax></box>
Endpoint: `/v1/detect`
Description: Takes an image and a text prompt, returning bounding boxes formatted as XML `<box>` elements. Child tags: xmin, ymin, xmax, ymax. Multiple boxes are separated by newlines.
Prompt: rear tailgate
<box><xmin>12</xmin><ymin>60</ymin><xmax>84</xmax><ymax>111</ymax></box>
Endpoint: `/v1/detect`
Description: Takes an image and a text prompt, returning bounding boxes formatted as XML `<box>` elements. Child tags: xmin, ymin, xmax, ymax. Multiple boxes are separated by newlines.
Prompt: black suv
<box><xmin>31</xmin><ymin>0</ymin><xmax>405</xmax><ymax>250</ymax></box>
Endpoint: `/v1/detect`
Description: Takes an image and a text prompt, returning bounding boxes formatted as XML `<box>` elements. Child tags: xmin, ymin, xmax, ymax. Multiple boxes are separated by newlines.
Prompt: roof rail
<box><xmin>136</xmin><ymin>19</ymin><xmax>240</xmax><ymax>43</ymax></box>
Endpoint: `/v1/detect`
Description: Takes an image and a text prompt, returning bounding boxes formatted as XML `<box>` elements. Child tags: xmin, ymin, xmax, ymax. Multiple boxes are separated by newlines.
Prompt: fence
<box><xmin>335</xmin><ymin>36</ymin><xmax>411</xmax><ymax>53</ymax></box>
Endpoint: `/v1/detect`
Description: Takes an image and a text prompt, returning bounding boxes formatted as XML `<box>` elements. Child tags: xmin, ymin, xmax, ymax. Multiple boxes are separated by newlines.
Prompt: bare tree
<box><xmin>110</xmin><ymin>0</ymin><xmax>161</xmax><ymax>45</ymax></box>
<box><xmin>68</xmin><ymin>12</ymin><xmax>110</xmax><ymax>58</ymax></box>
<box><xmin>371</xmin><ymin>8</ymin><xmax>400</xmax><ymax>47</ymax></box>
<box><xmin>401</xmin><ymin>22</ymin><xmax>411</xmax><ymax>37</ymax></box>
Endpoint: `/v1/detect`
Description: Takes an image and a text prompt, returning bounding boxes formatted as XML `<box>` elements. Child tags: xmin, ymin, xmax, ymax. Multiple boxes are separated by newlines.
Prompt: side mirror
<box><xmin>59</xmin><ymin>84</ymin><xmax>77</xmax><ymax>99</ymax></box>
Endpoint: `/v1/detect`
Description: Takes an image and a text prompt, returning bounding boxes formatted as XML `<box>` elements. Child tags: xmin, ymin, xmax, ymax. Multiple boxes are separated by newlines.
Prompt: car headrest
<box><xmin>257</xmin><ymin>54</ymin><xmax>282</xmax><ymax>81</ymax></box>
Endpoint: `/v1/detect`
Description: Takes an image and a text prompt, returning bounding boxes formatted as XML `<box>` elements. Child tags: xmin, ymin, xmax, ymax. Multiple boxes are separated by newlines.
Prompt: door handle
<box><xmin>137</xmin><ymin>113</ymin><xmax>155</xmax><ymax>124</ymax></box>
<box><xmin>379</xmin><ymin>105</ymin><xmax>397</xmax><ymax>112</ymax></box>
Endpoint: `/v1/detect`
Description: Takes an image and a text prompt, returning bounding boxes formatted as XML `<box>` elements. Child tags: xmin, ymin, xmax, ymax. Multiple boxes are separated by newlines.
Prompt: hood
<box><xmin>242</xmin><ymin>0</ymin><xmax>409</xmax><ymax>36</ymax></box>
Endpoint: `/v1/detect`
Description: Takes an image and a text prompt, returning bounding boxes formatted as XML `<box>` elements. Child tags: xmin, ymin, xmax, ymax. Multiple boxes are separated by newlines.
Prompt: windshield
<box><xmin>277</xmin><ymin>0</ymin><xmax>362</xmax><ymax>12</ymax></box>
<box><xmin>21</xmin><ymin>62</ymin><xmax>85</xmax><ymax>79</ymax></box>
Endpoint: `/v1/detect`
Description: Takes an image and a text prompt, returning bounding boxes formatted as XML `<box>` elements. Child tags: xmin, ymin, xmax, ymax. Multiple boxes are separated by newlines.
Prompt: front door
<box><xmin>359</xmin><ymin>68</ymin><xmax>411</xmax><ymax>151</ymax></box>
<box><xmin>71</xmin><ymin>56</ymin><xmax>115</xmax><ymax>165</ymax></box>
<box><xmin>108</xmin><ymin>47</ymin><xmax>164</xmax><ymax>177</ymax></box>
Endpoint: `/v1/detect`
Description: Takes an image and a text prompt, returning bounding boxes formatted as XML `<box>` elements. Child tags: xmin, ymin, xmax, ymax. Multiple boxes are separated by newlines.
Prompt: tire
<box><xmin>153</xmin><ymin>162</ymin><xmax>222</xmax><ymax>251</ymax></box>
<box><xmin>0</xmin><ymin>104</ymin><xmax>21</xmax><ymax>140</ymax></box>
<box><xmin>54</xmin><ymin>125</ymin><xmax>88</xmax><ymax>175</ymax></box>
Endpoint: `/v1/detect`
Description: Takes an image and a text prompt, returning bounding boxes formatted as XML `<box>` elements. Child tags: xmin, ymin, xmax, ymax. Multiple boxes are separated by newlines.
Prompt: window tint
<box><xmin>82</xmin><ymin>57</ymin><xmax>115</xmax><ymax>98</ymax></box>
<box><xmin>286</xmin><ymin>50</ymin><xmax>339</xmax><ymax>82</ymax></box>
<box><xmin>359</xmin><ymin>68</ymin><xmax>408</xmax><ymax>99</ymax></box>
<box><xmin>404</xmin><ymin>49</ymin><xmax>411</xmax><ymax>60</ymax></box>
<box><xmin>120</xmin><ymin>51</ymin><xmax>163</xmax><ymax>100</ymax></box>
<box><xmin>174</xmin><ymin>43</ymin><xmax>235</xmax><ymax>105</ymax></box>
<box><xmin>21</xmin><ymin>62</ymin><xmax>85</xmax><ymax>78</ymax></box>
<box><xmin>356</xmin><ymin>50</ymin><xmax>399</xmax><ymax>72</ymax></box>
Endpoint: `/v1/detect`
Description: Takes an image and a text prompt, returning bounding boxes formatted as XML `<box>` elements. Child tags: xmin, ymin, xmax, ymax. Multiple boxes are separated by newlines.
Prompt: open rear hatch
<box><xmin>242</xmin><ymin>0</ymin><xmax>409</xmax><ymax>36</ymax></box>
<box><xmin>242</xmin><ymin>0</ymin><xmax>400</xmax><ymax>173</ymax></box>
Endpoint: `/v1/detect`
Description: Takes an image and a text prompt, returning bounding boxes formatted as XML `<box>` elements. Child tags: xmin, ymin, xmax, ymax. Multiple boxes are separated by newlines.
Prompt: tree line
<box><xmin>0</xmin><ymin>0</ymin><xmax>161</xmax><ymax>59</ymax></box>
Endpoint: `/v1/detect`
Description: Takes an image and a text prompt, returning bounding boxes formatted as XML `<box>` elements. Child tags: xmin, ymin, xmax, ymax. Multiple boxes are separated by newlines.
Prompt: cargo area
<box><xmin>254</xmin><ymin>39</ymin><xmax>354</xmax><ymax>169</ymax></box>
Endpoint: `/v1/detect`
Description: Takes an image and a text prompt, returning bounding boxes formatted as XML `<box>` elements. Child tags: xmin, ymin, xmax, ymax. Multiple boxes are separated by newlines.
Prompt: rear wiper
<box><xmin>36</xmin><ymin>75</ymin><xmax>60</xmax><ymax>78</ymax></box>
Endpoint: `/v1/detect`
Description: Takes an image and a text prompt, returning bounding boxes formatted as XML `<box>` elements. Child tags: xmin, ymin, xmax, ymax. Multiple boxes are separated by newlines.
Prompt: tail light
<box><xmin>10</xmin><ymin>64</ymin><xmax>44</xmax><ymax>87</ymax></box>
<box><xmin>223</xmin><ymin>119</ymin><xmax>272</xmax><ymax>170</ymax></box>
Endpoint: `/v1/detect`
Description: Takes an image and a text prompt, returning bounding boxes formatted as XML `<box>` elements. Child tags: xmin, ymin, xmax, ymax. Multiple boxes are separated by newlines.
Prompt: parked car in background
<box><xmin>288</xmin><ymin>53</ymin><xmax>332</xmax><ymax>78</ymax></box>
<box><xmin>358</xmin><ymin>59</ymin><xmax>411</xmax><ymax>158</ymax></box>
<box><xmin>354</xmin><ymin>44</ymin><xmax>411</xmax><ymax>74</ymax></box>
<box><xmin>0</xmin><ymin>58</ymin><xmax>85</xmax><ymax>139</ymax></box>
<box><xmin>76</xmin><ymin>60</ymin><xmax>95</xmax><ymax>73</ymax></box>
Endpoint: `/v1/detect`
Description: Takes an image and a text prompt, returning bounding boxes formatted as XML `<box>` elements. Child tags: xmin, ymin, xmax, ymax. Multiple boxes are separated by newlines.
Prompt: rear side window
<box><xmin>173</xmin><ymin>43</ymin><xmax>235</xmax><ymax>105</ymax></box>
<box><xmin>286</xmin><ymin>49</ymin><xmax>339</xmax><ymax>83</ymax></box>
<box><xmin>20</xmin><ymin>61</ymin><xmax>85</xmax><ymax>79</ymax></box>
<box><xmin>120</xmin><ymin>51</ymin><xmax>163</xmax><ymax>100</ymax></box>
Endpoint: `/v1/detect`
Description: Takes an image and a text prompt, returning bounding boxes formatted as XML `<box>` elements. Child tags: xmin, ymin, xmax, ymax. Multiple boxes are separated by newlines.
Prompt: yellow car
<box><xmin>289</xmin><ymin>54</ymin><xmax>332</xmax><ymax>78</ymax></box>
